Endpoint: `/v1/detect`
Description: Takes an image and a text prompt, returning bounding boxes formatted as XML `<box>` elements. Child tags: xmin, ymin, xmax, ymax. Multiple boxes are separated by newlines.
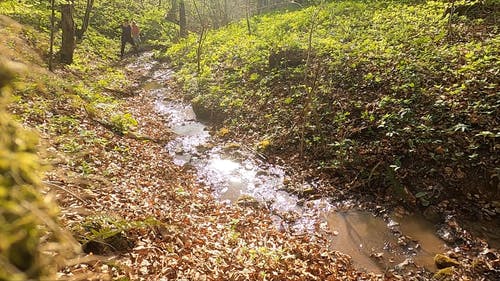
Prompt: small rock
<box><xmin>434</xmin><ymin>254</ymin><xmax>460</xmax><ymax>269</ymax></box>
<box><xmin>308</xmin><ymin>194</ymin><xmax>323</xmax><ymax>200</ymax></box>
<box><xmin>388</xmin><ymin>220</ymin><xmax>399</xmax><ymax>228</ymax></box>
<box><xmin>319</xmin><ymin>222</ymin><xmax>329</xmax><ymax>232</ymax></box>
<box><xmin>296</xmin><ymin>198</ymin><xmax>305</xmax><ymax>206</ymax></box>
<box><xmin>223</xmin><ymin>142</ymin><xmax>240</xmax><ymax>151</ymax></box>
<box><xmin>195</xmin><ymin>143</ymin><xmax>213</xmax><ymax>153</ymax></box>
<box><xmin>395</xmin><ymin>258</ymin><xmax>413</xmax><ymax>271</ymax></box>
<box><xmin>371</xmin><ymin>252</ymin><xmax>384</xmax><ymax>259</ymax></box>
<box><xmin>423</xmin><ymin>205</ymin><xmax>441</xmax><ymax>223</ymax></box>
<box><xmin>283</xmin><ymin>177</ymin><xmax>291</xmax><ymax>185</ymax></box>
<box><xmin>301</xmin><ymin>187</ymin><xmax>316</xmax><ymax>196</ymax></box>
<box><xmin>437</xmin><ymin>231</ymin><xmax>455</xmax><ymax>245</ymax></box>
<box><xmin>432</xmin><ymin>267</ymin><xmax>455</xmax><ymax>281</ymax></box>
<box><xmin>256</xmin><ymin>170</ymin><xmax>268</xmax><ymax>177</ymax></box>
<box><xmin>236</xmin><ymin>195</ymin><xmax>260</xmax><ymax>208</ymax></box>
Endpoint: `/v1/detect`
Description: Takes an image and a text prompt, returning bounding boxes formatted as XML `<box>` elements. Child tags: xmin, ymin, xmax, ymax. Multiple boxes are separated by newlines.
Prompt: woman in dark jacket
<box><xmin>120</xmin><ymin>19</ymin><xmax>136</xmax><ymax>58</ymax></box>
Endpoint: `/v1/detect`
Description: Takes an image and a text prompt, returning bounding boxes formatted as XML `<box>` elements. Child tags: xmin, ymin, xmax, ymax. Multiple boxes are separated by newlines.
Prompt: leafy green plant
<box><xmin>0</xmin><ymin>59</ymin><xmax>78</xmax><ymax>281</ymax></box>
<box><xmin>166</xmin><ymin>0</ymin><xmax>499</xmax><ymax>201</ymax></box>
<box><xmin>74</xmin><ymin>215</ymin><xmax>160</xmax><ymax>255</ymax></box>
<box><xmin>110</xmin><ymin>112</ymin><xmax>138</xmax><ymax>133</ymax></box>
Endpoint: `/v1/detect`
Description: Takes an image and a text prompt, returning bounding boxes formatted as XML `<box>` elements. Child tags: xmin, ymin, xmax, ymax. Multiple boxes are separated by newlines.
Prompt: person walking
<box><xmin>131</xmin><ymin>21</ymin><xmax>141</xmax><ymax>46</ymax></box>
<box><xmin>120</xmin><ymin>19</ymin><xmax>136</xmax><ymax>58</ymax></box>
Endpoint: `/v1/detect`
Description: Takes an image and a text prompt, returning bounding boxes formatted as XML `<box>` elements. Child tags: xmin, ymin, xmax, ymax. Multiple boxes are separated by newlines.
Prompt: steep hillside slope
<box><xmin>0</xmin><ymin>16</ymin><xmax>79</xmax><ymax>280</ymax></box>
<box><xmin>167</xmin><ymin>0</ymin><xmax>499</xmax><ymax>217</ymax></box>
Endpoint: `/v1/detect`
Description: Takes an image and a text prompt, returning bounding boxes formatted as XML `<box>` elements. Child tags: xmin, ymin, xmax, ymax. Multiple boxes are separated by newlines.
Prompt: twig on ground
<box><xmin>43</xmin><ymin>180</ymin><xmax>88</xmax><ymax>204</ymax></box>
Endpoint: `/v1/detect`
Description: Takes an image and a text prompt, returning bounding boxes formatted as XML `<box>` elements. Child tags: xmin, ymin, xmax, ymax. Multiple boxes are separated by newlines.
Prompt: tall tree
<box><xmin>179</xmin><ymin>0</ymin><xmax>187</xmax><ymax>37</ymax></box>
<box><xmin>166</xmin><ymin>0</ymin><xmax>179</xmax><ymax>24</ymax></box>
<box><xmin>60</xmin><ymin>4</ymin><xmax>76</xmax><ymax>64</ymax></box>
<box><xmin>223</xmin><ymin>0</ymin><xmax>228</xmax><ymax>24</ymax></box>
<box><xmin>49</xmin><ymin>0</ymin><xmax>56</xmax><ymax>71</ymax></box>
<box><xmin>165</xmin><ymin>0</ymin><xmax>188</xmax><ymax>38</ymax></box>
<box><xmin>257</xmin><ymin>0</ymin><xmax>266</xmax><ymax>13</ymax></box>
<box><xmin>77</xmin><ymin>0</ymin><xmax>94</xmax><ymax>40</ymax></box>
<box><xmin>192</xmin><ymin>0</ymin><xmax>207</xmax><ymax>72</ymax></box>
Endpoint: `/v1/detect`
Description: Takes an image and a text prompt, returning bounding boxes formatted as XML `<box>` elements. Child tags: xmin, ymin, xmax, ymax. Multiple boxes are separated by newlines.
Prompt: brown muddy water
<box><xmin>127</xmin><ymin>53</ymin><xmax>497</xmax><ymax>275</ymax></box>
<box><xmin>326</xmin><ymin>211</ymin><xmax>445</xmax><ymax>273</ymax></box>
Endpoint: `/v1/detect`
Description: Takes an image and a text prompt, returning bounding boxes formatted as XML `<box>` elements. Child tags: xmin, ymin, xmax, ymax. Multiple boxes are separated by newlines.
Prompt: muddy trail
<box><xmin>127</xmin><ymin>53</ymin><xmax>499</xmax><ymax>278</ymax></box>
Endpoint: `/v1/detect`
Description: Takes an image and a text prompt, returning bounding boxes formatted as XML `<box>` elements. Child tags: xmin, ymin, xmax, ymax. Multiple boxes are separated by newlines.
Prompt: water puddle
<box><xmin>326</xmin><ymin>211</ymin><xmax>445</xmax><ymax>273</ymax></box>
<box><xmin>397</xmin><ymin>214</ymin><xmax>447</xmax><ymax>271</ymax></box>
<box><xmin>131</xmin><ymin>54</ymin><xmax>453</xmax><ymax>274</ymax></box>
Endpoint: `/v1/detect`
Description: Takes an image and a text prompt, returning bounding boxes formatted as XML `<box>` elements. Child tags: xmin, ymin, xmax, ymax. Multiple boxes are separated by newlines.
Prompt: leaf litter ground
<box><xmin>45</xmin><ymin>56</ymin><xmax>376</xmax><ymax>280</ymax></box>
<box><xmin>2</xmin><ymin>11</ymin><xmax>496</xmax><ymax>281</ymax></box>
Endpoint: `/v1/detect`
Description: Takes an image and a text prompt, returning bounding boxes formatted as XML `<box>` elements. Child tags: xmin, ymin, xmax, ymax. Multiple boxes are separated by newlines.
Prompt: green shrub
<box><xmin>166</xmin><ymin>0</ymin><xmax>499</xmax><ymax>200</ymax></box>
<box><xmin>0</xmin><ymin>60</ymin><xmax>77</xmax><ymax>281</ymax></box>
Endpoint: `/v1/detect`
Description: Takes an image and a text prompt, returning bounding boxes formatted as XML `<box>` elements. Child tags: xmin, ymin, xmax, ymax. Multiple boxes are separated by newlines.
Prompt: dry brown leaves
<box><xmin>33</xmin><ymin>67</ymin><xmax>379</xmax><ymax>280</ymax></box>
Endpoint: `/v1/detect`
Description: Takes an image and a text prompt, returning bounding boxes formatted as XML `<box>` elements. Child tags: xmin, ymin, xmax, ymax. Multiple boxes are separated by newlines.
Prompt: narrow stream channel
<box><xmin>127</xmin><ymin>54</ymin><xmax>451</xmax><ymax>274</ymax></box>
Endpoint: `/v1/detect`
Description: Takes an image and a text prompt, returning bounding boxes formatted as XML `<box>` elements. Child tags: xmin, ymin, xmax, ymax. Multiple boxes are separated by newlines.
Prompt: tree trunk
<box><xmin>447</xmin><ymin>0</ymin><xmax>456</xmax><ymax>39</ymax></box>
<box><xmin>49</xmin><ymin>0</ymin><xmax>56</xmax><ymax>71</ymax></box>
<box><xmin>77</xmin><ymin>0</ymin><xmax>94</xmax><ymax>40</ymax></box>
<box><xmin>257</xmin><ymin>0</ymin><xmax>265</xmax><ymax>13</ymax></box>
<box><xmin>179</xmin><ymin>0</ymin><xmax>187</xmax><ymax>37</ymax></box>
<box><xmin>223</xmin><ymin>0</ymin><xmax>229</xmax><ymax>24</ymax></box>
<box><xmin>61</xmin><ymin>4</ymin><xmax>75</xmax><ymax>64</ymax></box>
<box><xmin>246</xmin><ymin>0</ymin><xmax>251</xmax><ymax>35</ymax></box>
<box><xmin>192</xmin><ymin>0</ymin><xmax>205</xmax><ymax>73</ymax></box>
<box><xmin>165</xmin><ymin>0</ymin><xmax>179</xmax><ymax>24</ymax></box>
<box><xmin>196</xmin><ymin>28</ymin><xmax>205</xmax><ymax>73</ymax></box>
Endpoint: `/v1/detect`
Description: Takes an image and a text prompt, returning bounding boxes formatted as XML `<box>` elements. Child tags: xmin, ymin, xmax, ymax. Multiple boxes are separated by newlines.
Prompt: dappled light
<box><xmin>0</xmin><ymin>0</ymin><xmax>499</xmax><ymax>280</ymax></box>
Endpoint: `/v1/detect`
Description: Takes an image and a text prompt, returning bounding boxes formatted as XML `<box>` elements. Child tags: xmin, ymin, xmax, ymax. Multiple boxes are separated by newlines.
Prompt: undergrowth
<box><xmin>0</xmin><ymin>2</ymin><xmax>162</xmax><ymax>278</ymax></box>
<box><xmin>0</xmin><ymin>57</ymin><xmax>78</xmax><ymax>281</ymax></box>
<box><xmin>166</xmin><ymin>0</ymin><xmax>500</xmax><ymax>207</ymax></box>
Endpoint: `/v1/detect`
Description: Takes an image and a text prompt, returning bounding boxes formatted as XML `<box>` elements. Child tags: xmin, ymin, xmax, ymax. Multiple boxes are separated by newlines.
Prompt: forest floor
<box><xmin>0</xmin><ymin>15</ymin><xmax>367</xmax><ymax>280</ymax></box>
<box><xmin>52</xmin><ymin>52</ymin><xmax>497</xmax><ymax>280</ymax></box>
<box><xmin>36</xmin><ymin>53</ymin><xmax>372</xmax><ymax>280</ymax></box>
<box><xmin>1</xmin><ymin>13</ymin><xmax>498</xmax><ymax>280</ymax></box>
<box><xmin>163</xmin><ymin>5</ymin><xmax>499</xmax><ymax>271</ymax></box>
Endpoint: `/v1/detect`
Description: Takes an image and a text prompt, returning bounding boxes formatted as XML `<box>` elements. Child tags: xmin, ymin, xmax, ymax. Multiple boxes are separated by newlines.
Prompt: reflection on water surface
<box><xmin>327</xmin><ymin>211</ymin><xmax>445</xmax><ymax>273</ymax></box>
<box><xmin>137</xmin><ymin>55</ymin><xmax>454</xmax><ymax>274</ymax></box>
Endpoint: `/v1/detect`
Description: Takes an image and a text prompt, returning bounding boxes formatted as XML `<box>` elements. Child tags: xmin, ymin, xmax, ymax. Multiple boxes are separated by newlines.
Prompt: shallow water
<box><xmin>397</xmin><ymin>214</ymin><xmax>446</xmax><ymax>271</ymax></box>
<box><xmin>131</xmin><ymin>54</ymin><xmax>452</xmax><ymax>273</ymax></box>
<box><xmin>326</xmin><ymin>211</ymin><xmax>392</xmax><ymax>273</ymax></box>
<box><xmin>326</xmin><ymin>211</ymin><xmax>446</xmax><ymax>273</ymax></box>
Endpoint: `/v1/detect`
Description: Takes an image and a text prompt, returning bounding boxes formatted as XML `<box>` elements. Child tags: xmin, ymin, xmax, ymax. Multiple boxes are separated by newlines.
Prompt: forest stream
<box><xmin>127</xmin><ymin>53</ymin><xmax>497</xmax><ymax>275</ymax></box>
